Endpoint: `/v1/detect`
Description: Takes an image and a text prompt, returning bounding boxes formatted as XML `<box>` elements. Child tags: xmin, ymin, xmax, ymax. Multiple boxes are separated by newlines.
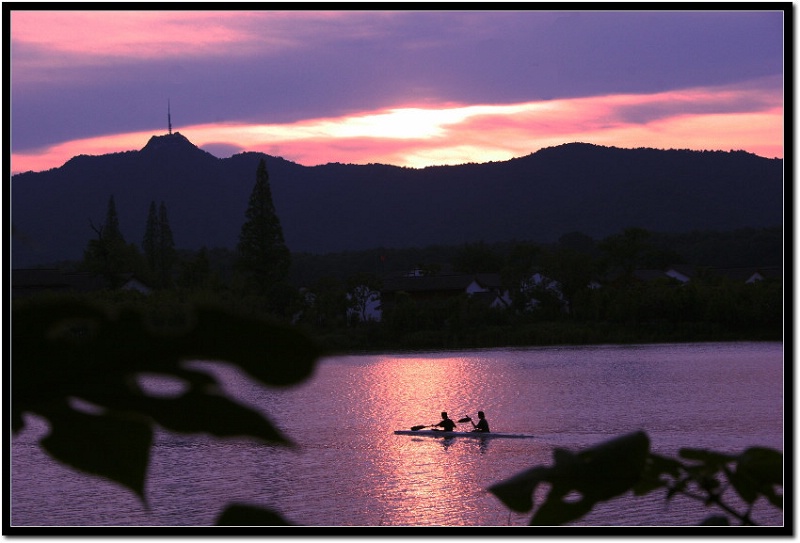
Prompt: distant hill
<box><xmin>11</xmin><ymin>133</ymin><xmax>783</xmax><ymax>267</ymax></box>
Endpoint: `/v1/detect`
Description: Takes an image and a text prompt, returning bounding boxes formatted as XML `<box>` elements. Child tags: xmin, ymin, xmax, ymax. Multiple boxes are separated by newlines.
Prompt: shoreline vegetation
<box><xmin>11</xmin><ymin>287</ymin><xmax>782</xmax><ymax>359</ymax></box>
<box><xmin>14</xmin><ymin>222</ymin><xmax>782</xmax><ymax>358</ymax></box>
<box><xmin>309</xmin><ymin>320</ymin><xmax>782</xmax><ymax>356</ymax></box>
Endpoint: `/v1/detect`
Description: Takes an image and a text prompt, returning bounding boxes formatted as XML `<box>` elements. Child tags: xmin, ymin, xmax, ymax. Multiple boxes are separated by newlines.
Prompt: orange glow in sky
<box><xmin>11</xmin><ymin>79</ymin><xmax>783</xmax><ymax>174</ymax></box>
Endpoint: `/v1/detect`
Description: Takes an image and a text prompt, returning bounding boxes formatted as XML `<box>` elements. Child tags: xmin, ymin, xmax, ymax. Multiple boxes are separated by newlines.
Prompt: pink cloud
<box><xmin>10</xmin><ymin>11</ymin><xmax>392</xmax><ymax>62</ymax></box>
<box><xmin>12</xmin><ymin>12</ymin><xmax>239</xmax><ymax>58</ymax></box>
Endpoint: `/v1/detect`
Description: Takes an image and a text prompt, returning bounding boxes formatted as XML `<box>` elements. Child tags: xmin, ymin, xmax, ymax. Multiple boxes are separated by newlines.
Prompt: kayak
<box><xmin>393</xmin><ymin>430</ymin><xmax>534</xmax><ymax>439</ymax></box>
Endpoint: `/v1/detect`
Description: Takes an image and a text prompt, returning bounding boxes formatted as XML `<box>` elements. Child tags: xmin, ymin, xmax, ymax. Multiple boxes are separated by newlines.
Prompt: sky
<box><xmin>8</xmin><ymin>8</ymin><xmax>786</xmax><ymax>174</ymax></box>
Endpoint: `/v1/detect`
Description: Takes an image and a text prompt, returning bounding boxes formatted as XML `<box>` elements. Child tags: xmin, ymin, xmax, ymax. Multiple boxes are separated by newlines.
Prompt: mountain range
<box><xmin>11</xmin><ymin>133</ymin><xmax>783</xmax><ymax>268</ymax></box>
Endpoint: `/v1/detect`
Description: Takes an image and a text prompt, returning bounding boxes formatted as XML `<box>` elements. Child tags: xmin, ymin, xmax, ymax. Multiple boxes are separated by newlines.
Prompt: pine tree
<box><xmin>158</xmin><ymin>201</ymin><xmax>176</xmax><ymax>287</ymax></box>
<box><xmin>237</xmin><ymin>158</ymin><xmax>291</xmax><ymax>292</ymax></box>
<box><xmin>83</xmin><ymin>195</ymin><xmax>143</xmax><ymax>286</ymax></box>
<box><xmin>142</xmin><ymin>200</ymin><xmax>176</xmax><ymax>288</ymax></box>
<box><xmin>103</xmin><ymin>195</ymin><xmax>124</xmax><ymax>245</ymax></box>
<box><xmin>178</xmin><ymin>246</ymin><xmax>212</xmax><ymax>289</ymax></box>
<box><xmin>142</xmin><ymin>201</ymin><xmax>159</xmax><ymax>274</ymax></box>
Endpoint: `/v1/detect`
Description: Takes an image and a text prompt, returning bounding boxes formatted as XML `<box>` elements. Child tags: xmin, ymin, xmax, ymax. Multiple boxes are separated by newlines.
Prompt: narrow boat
<box><xmin>393</xmin><ymin>430</ymin><xmax>534</xmax><ymax>439</ymax></box>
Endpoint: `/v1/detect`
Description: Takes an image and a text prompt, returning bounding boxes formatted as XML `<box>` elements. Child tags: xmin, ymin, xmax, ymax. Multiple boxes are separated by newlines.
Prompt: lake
<box><xmin>10</xmin><ymin>342</ymin><xmax>784</xmax><ymax>528</ymax></box>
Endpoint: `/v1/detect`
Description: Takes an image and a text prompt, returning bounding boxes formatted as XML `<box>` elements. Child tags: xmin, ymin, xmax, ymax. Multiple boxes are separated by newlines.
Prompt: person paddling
<box><xmin>432</xmin><ymin>411</ymin><xmax>456</xmax><ymax>432</ymax></box>
<box><xmin>468</xmin><ymin>411</ymin><xmax>490</xmax><ymax>433</ymax></box>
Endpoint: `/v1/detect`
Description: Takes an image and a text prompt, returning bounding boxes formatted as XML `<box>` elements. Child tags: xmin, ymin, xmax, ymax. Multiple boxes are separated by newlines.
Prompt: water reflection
<box><xmin>369</xmin><ymin>355</ymin><xmax>478</xmax><ymax>425</ymax></box>
<box><xmin>354</xmin><ymin>354</ymin><xmax>504</xmax><ymax>525</ymax></box>
<box><xmin>405</xmin><ymin>434</ymin><xmax>491</xmax><ymax>454</ymax></box>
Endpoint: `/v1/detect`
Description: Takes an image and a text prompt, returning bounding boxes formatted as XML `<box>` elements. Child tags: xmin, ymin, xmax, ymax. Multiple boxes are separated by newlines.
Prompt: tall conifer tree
<box><xmin>142</xmin><ymin>201</ymin><xmax>159</xmax><ymax>273</ymax></box>
<box><xmin>237</xmin><ymin>158</ymin><xmax>290</xmax><ymax>291</ymax></box>
<box><xmin>142</xmin><ymin>200</ymin><xmax>176</xmax><ymax>288</ymax></box>
<box><xmin>158</xmin><ymin>202</ymin><xmax>176</xmax><ymax>287</ymax></box>
<box><xmin>83</xmin><ymin>195</ymin><xmax>140</xmax><ymax>285</ymax></box>
<box><xmin>104</xmin><ymin>195</ymin><xmax>124</xmax><ymax>244</ymax></box>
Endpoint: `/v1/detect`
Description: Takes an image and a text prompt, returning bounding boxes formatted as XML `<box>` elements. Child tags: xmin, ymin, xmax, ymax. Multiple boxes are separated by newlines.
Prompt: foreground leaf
<box><xmin>679</xmin><ymin>448</ymin><xmax>735</xmax><ymax>467</ymax></box>
<box><xmin>137</xmin><ymin>392</ymin><xmax>291</xmax><ymax>445</ymax></box>
<box><xmin>533</xmin><ymin>431</ymin><xmax>651</xmax><ymax>525</ymax></box>
<box><xmin>700</xmin><ymin>515</ymin><xmax>730</xmax><ymax>525</ymax></box>
<box><xmin>488</xmin><ymin>431</ymin><xmax>650</xmax><ymax>525</ymax></box>
<box><xmin>12</xmin><ymin>298</ymin><xmax>321</xmax><ymax>503</ymax></box>
<box><xmin>487</xmin><ymin>466</ymin><xmax>548</xmax><ymax>513</ymax></box>
<box><xmin>179</xmin><ymin>306</ymin><xmax>321</xmax><ymax>388</ymax></box>
<box><xmin>40</xmin><ymin>405</ymin><xmax>152</xmax><ymax>499</ymax></box>
<box><xmin>729</xmin><ymin>447</ymin><xmax>783</xmax><ymax>507</ymax></box>
<box><xmin>216</xmin><ymin>504</ymin><xmax>294</xmax><ymax>526</ymax></box>
<box><xmin>633</xmin><ymin>453</ymin><xmax>682</xmax><ymax>495</ymax></box>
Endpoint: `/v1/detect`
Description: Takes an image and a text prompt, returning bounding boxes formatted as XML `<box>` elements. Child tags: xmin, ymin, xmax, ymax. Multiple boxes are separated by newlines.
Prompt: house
<box><xmin>119</xmin><ymin>273</ymin><xmax>153</xmax><ymax>295</ymax></box>
<box><xmin>664</xmin><ymin>265</ymin><xmax>696</xmax><ymax>284</ymax></box>
<box><xmin>613</xmin><ymin>265</ymin><xmax>780</xmax><ymax>286</ymax></box>
<box><xmin>379</xmin><ymin>273</ymin><xmax>511</xmax><ymax>314</ymax></box>
<box><xmin>710</xmin><ymin>266</ymin><xmax>782</xmax><ymax>284</ymax></box>
<box><xmin>744</xmin><ymin>266</ymin><xmax>782</xmax><ymax>284</ymax></box>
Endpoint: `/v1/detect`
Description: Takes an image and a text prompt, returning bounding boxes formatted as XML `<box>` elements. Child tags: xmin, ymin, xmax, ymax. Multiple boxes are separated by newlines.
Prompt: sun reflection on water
<box><xmin>349</xmin><ymin>354</ymin><xmax>502</xmax><ymax>526</ymax></box>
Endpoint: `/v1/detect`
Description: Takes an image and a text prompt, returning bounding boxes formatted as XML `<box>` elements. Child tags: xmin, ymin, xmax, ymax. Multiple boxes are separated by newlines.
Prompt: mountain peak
<box><xmin>141</xmin><ymin>132</ymin><xmax>196</xmax><ymax>152</ymax></box>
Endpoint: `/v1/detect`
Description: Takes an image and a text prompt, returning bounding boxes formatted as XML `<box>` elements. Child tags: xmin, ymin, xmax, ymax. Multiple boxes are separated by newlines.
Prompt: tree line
<box><xmin>78</xmin><ymin>157</ymin><xmax>293</xmax><ymax>307</ymax></box>
<box><xmin>66</xmin><ymin>159</ymin><xmax>781</xmax><ymax>352</ymax></box>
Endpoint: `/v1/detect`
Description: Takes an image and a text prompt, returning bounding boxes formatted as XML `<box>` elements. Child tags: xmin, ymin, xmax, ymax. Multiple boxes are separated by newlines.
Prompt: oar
<box><xmin>413</xmin><ymin>410</ymin><xmax>472</xmax><ymax>431</ymax></box>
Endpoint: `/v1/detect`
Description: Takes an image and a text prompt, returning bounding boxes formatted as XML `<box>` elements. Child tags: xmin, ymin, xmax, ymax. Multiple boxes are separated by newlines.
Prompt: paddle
<box><xmin>410</xmin><ymin>423</ymin><xmax>453</xmax><ymax>431</ymax></box>
<box><xmin>412</xmin><ymin>410</ymin><xmax>473</xmax><ymax>431</ymax></box>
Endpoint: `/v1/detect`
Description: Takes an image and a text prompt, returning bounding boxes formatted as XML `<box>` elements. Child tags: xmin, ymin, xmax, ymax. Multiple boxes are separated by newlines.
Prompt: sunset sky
<box><xmin>9</xmin><ymin>9</ymin><xmax>785</xmax><ymax>174</ymax></box>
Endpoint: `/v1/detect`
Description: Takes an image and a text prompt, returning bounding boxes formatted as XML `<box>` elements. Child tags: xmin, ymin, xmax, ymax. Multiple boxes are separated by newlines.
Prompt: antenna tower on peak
<box><xmin>168</xmin><ymin>99</ymin><xmax>173</xmax><ymax>135</ymax></box>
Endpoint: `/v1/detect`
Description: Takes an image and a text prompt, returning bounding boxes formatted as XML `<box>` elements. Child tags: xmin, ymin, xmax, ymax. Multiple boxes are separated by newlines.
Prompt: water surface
<box><xmin>11</xmin><ymin>342</ymin><xmax>784</xmax><ymax>527</ymax></box>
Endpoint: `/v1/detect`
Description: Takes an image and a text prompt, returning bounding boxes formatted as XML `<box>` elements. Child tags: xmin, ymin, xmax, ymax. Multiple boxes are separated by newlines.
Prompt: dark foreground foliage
<box><xmin>488</xmin><ymin>431</ymin><xmax>782</xmax><ymax>526</ymax></box>
<box><xmin>11</xmin><ymin>296</ymin><xmax>319</xmax><ymax>523</ymax></box>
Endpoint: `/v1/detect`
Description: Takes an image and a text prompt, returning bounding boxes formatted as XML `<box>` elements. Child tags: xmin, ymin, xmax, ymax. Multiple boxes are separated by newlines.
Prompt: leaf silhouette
<box><xmin>216</xmin><ymin>504</ymin><xmax>294</xmax><ymax>526</ymax></box>
<box><xmin>488</xmin><ymin>431</ymin><xmax>650</xmax><ymax>525</ymax></box>
<box><xmin>12</xmin><ymin>297</ymin><xmax>321</xmax><ymax>500</ymax></box>
<box><xmin>40</xmin><ymin>405</ymin><xmax>152</xmax><ymax>499</ymax></box>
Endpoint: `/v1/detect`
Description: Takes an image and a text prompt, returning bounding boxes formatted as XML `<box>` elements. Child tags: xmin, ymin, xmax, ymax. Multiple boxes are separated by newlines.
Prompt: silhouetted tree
<box><xmin>142</xmin><ymin>200</ymin><xmax>176</xmax><ymax>288</ymax></box>
<box><xmin>540</xmin><ymin>247</ymin><xmax>597</xmax><ymax>318</ymax></box>
<box><xmin>237</xmin><ymin>159</ymin><xmax>291</xmax><ymax>304</ymax></box>
<box><xmin>103</xmin><ymin>194</ymin><xmax>124</xmax><ymax>245</ymax></box>
<box><xmin>346</xmin><ymin>272</ymin><xmax>382</xmax><ymax>324</ymax></box>
<box><xmin>599</xmin><ymin>227</ymin><xmax>653</xmax><ymax>284</ymax></box>
<box><xmin>558</xmin><ymin>231</ymin><xmax>597</xmax><ymax>255</ymax></box>
<box><xmin>158</xmin><ymin>202</ymin><xmax>176</xmax><ymax>287</ymax></box>
<box><xmin>178</xmin><ymin>247</ymin><xmax>214</xmax><ymax>290</ymax></box>
<box><xmin>82</xmin><ymin>195</ymin><xmax>145</xmax><ymax>286</ymax></box>
<box><xmin>308</xmin><ymin>277</ymin><xmax>348</xmax><ymax>329</ymax></box>
<box><xmin>451</xmin><ymin>241</ymin><xmax>503</xmax><ymax>274</ymax></box>
<box><xmin>501</xmin><ymin>241</ymin><xmax>542</xmax><ymax>314</ymax></box>
<box><xmin>142</xmin><ymin>201</ymin><xmax>159</xmax><ymax>274</ymax></box>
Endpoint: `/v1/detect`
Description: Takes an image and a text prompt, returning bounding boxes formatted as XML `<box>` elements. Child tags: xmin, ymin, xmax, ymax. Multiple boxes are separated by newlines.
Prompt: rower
<box><xmin>469</xmin><ymin>411</ymin><xmax>490</xmax><ymax>433</ymax></box>
<box><xmin>432</xmin><ymin>411</ymin><xmax>456</xmax><ymax>432</ymax></box>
